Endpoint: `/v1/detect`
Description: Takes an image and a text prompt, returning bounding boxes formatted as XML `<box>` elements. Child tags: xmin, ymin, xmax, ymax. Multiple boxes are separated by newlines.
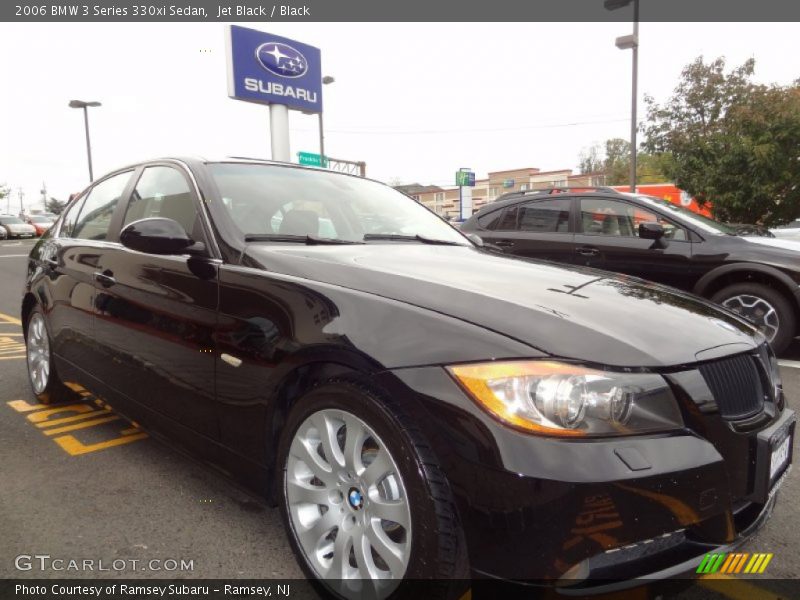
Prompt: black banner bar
<box><xmin>3</xmin><ymin>0</ymin><xmax>800</xmax><ymax>23</ymax></box>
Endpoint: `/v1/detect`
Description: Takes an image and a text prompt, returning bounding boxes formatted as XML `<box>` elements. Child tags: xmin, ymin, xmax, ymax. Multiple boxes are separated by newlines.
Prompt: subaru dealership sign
<box><xmin>226</xmin><ymin>25</ymin><xmax>322</xmax><ymax>113</ymax></box>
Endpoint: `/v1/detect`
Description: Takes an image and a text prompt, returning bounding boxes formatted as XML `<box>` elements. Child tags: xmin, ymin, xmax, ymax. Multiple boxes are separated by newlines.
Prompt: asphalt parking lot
<box><xmin>0</xmin><ymin>238</ymin><xmax>797</xmax><ymax>599</ymax></box>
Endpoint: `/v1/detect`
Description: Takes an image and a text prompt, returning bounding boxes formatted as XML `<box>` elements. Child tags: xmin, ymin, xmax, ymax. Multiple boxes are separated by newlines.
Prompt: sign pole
<box><xmin>270</xmin><ymin>104</ymin><xmax>291</xmax><ymax>162</ymax></box>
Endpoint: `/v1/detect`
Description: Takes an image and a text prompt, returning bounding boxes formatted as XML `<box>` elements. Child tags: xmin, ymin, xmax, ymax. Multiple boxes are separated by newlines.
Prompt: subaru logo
<box><xmin>347</xmin><ymin>488</ymin><xmax>364</xmax><ymax>510</ymax></box>
<box><xmin>255</xmin><ymin>42</ymin><xmax>308</xmax><ymax>78</ymax></box>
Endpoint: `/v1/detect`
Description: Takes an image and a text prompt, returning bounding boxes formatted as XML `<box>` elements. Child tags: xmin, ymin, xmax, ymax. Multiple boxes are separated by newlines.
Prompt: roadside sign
<box><xmin>456</xmin><ymin>170</ymin><xmax>475</xmax><ymax>187</ymax></box>
<box><xmin>298</xmin><ymin>152</ymin><xmax>328</xmax><ymax>167</ymax></box>
<box><xmin>226</xmin><ymin>25</ymin><xmax>323</xmax><ymax>113</ymax></box>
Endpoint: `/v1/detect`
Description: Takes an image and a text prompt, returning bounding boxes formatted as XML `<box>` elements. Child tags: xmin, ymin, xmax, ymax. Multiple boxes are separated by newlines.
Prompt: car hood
<box><xmin>244</xmin><ymin>244</ymin><xmax>760</xmax><ymax>367</ymax></box>
<box><xmin>739</xmin><ymin>235</ymin><xmax>800</xmax><ymax>253</ymax></box>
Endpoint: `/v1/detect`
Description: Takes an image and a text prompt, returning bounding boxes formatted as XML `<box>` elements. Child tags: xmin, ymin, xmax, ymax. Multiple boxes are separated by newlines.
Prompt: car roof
<box><xmin>470</xmin><ymin>187</ymin><xmax>624</xmax><ymax>217</ymax></box>
<box><xmin>97</xmin><ymin>156</ymin><xmax>388</xmax><ymax>189</ymax></box>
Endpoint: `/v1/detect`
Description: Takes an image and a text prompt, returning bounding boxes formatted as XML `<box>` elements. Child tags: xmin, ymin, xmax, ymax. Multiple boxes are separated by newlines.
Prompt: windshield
<box><xmin>209</xmin><ymin>163</ymin><xmax>468</xmax><ymax>245</ymax></box>
<box><xmin>0</xmin><ymin>217</ymin><xmax>23</xmax><ymax>224</ymax></box>
<box><xmin>29</xmin><ymin>216</ymin><xmax>52</xmax><ymax>223</ymax></box>
<box><xmin>632</xmin><ymin>195</ymin><xmax>736</xmax><ymax>235</ymax></box>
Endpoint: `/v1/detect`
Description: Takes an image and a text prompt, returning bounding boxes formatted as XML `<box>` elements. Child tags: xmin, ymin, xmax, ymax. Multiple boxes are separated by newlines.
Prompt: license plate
<box><xmin>770</xmin><ymin>434</ymin><xmax>791</xmax><ymax>481</ymax></box>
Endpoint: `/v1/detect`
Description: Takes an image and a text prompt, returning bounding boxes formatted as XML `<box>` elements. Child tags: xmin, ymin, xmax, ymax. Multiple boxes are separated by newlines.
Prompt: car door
<box><xmin>37</xmin><ymin>170</ymin><xmax>135</xmax><ymax>376</ymax></box>
<box><xmin>573</xmin><ymin>196</ymin><xmax>694</xmax><ymax>289</ymax></box>
<box><xmin>92</xmin><ymin>163</ymin><xmax>220</xmax><ymax>439</ymax></box>
<box><xmin>481</xmin><ymin>197</ymin><xmax>576</xmax><ymax>263</ymax></box>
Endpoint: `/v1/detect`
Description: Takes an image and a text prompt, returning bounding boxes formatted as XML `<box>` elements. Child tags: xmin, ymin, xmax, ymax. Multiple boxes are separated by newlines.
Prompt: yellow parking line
<box><xmin>33</xmin><ymin>409</ymin><xmax>112</xmax><ymax>428</ymax></box>
<box><xmin>0</xmin><ymin>355</ymin><xmax>26</xmax><ymax>360</ymax></box>
<box><xmin>0</xmin><ymin>311</ymin><xmax>21</xmax><ymax>325</ymax></box>
<box><xmin>7</xmin><ymin>399</ymin><xmax>46</xmax><ymax>412</ymax></box>
<box><xmin>54</xmin><ymin>432</ymin><xmax>149</xmax><ymax>455</ymax></box>
<box><xmin>699</xmin><ymin>573</ymin><xmax>789</xmax><ymax>600</ymax></box>
<box><xmin>44</xmin><ymin>415</ymin><xmax>121</xmax><ymax>435</ymax></box>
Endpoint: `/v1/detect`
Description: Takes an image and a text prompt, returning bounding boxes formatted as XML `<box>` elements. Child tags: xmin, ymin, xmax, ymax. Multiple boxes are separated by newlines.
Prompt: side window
<box><xmin>517</xmin><ymin>198</ymin><xmax>571</xmax><ymax>233</ymax></box>
<box><xmin>72</xmin><ymin>171</ymin><xmax>132</xmax><ymax>240</ymax></box>
<box><xmin>123</xmin><ymin>166</ymin><xmax>199</xmax><ymax>237</ymax></box>
<box><xmin>477</xmin><ymin>209</ymin><xmax>504</xmax><ymax>230</ymax></box>
<box><xmin>59</xmin><ymin>195</ymin><xmax>86</xmax><ymax>238</ymax></box>
<box><xmin>579</xmin><ymin>198</ymin><xmax>686</xmax><ymax>240</ymax></box>
<box><xmin>495</xmin><ymin>206</ymin><xmax>519</xmax><ymax>231</ymax></box>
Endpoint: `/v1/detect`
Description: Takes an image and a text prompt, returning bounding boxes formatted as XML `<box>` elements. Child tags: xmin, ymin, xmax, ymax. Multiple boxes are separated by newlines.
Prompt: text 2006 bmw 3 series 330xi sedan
<box><xmin>22</xmin><ymin>157</ymin><xmax>794</xmax><ymax>599</ymax></box>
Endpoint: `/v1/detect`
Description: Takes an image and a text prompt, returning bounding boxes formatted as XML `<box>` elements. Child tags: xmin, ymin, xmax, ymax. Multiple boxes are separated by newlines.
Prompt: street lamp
<box><xmin>319</xmin><ymin>76</ymin><xmax>335</xmax><ymax>166</ymax></box>
<box><xmin>605</xmin><ymin>0</ymin><xmax>639</xmax><ymax>192</ymax></box>
<box><xmin>69</xmin><ymin>99</ymin><xmax>102</xmax><ymax>181</ymax></box>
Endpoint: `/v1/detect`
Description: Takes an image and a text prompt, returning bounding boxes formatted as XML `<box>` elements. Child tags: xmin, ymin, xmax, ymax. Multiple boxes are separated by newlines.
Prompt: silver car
<box><xmin>771</xmin><ymin>218</ymin><xmax>800</xmax><ymax>240</ymax></box>
<box><xmin>0</xmin><ymin>215</ymin><xmax>37</xmax><ymax>238</ymax></box>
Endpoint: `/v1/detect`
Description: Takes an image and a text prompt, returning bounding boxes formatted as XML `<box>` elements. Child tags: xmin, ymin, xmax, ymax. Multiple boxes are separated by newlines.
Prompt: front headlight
<box><xmin>447</xmin><ymin>361</ymin><xmax>684</xmax><ymax>437</ymax></box>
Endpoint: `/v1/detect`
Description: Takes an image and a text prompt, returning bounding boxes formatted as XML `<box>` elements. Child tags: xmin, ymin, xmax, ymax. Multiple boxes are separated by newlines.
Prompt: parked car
<box><xmin>24</xmin><ymin>160</ymin><xmax>793</xmax><ymax>597</ymax></box>
<box><xmin>0</xmin><ymin>215</ymin><xmax>37</xmax><ymax>239</ymax></box>
<box><xmin>24</xmin><ymin>215</ymin><xmax>55</xmax><ymax>236</ymax></box>
<box><xmin>462</xmin><ymin>187</ymin><xmax>800</xmax><ymax>353</ymax></box>
<box><xmin>0</xmin><ymin>226</ymin><xmax>6</xmax><ymax>240</ymax></box>
<box><xmin>728</xmin><ymin>223</ymin><xmax>775</xmax><ymax>238</ymax></box>
<box><xmin>772</xmin><ymin>218</ymin><xmax>800</xmax><ymax>240</ymax></box>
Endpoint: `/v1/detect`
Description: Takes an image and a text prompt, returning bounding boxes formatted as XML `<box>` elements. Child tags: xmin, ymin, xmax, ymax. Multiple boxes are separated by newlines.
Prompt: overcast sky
<box><xmin>0</xmin><ymin>22</ymin><xmax>798</xmax><ymax>211</ymax></box>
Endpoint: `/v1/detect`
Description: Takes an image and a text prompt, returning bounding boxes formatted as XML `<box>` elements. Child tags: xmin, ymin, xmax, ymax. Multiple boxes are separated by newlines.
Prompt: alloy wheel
<box><xmin>285</xmin><ymin>408</ymin><xmax>411</xmax><ymax>597</ymax></box>
<box><xmin>27</xmin><ymin>313</ymin><xmax>50</xmax><ymax>394</ymax></box>
<box><xmin>722</xmin><ymin>294</ymin><xmax>780</xmax><ymax>342</ymax></box>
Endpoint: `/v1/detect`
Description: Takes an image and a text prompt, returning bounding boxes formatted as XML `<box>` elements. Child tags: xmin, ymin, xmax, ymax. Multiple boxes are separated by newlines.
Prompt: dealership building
<box><xmin>401</xmin><ymin>167</ymin><xmax>607</xmax><ymax>219</ymax></box>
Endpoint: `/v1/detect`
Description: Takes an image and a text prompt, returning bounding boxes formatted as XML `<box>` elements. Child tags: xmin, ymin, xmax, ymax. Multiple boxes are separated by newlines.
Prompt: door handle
<box><xmin>493</xmin><ymin>240</ymin><xmax>515</xmax><ymax>247</ymax></box>
<box><xmin>93</xmin><ymin>271</ymin><xmax>116</xmax><ymax>288</ymax></box>
<box><xmin>576</xmin><ymin>246</ymin><xmax>599</xmax><ymax>257</ymax></box>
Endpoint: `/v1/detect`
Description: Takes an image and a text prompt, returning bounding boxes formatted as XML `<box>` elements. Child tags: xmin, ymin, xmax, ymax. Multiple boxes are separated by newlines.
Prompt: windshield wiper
<box><xmin>244</xmin><ymin>233</ymin><xmax>363</xmax><ymax>245</ymax></box>
<box><xmin>363</xmin><ymin>233</ymin><xmax>463</xmax><ymax>245</ymax></box>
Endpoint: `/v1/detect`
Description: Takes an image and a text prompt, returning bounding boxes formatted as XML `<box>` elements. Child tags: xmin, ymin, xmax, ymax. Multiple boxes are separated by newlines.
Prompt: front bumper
<box><xmin>378</xmin><ymin>367</ymin><xmax>794</xmax><ymax>586</ymax></box>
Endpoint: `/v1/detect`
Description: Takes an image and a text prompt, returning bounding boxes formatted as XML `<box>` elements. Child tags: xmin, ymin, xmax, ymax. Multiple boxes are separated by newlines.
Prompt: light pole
<box><xmin>69</xmin><ymin>99</ymin><xmax>101</xmax><ymax>181</ymax></box>
<box><xmin>319</xmin><ymin>76</ymin><xmax>335</xmax><ymax>166</ymax></box>
<box><xmin>605</xmin><ymin>0</ymin><xmax>639</xmax><ymax>192</ymax></box>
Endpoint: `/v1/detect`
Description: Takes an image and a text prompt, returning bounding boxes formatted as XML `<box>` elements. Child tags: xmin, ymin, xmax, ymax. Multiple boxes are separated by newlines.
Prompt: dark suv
<box><xmin>462</xmin><ymin>187</ymin><xmax>800</xmax><ymax>353</ymax></box>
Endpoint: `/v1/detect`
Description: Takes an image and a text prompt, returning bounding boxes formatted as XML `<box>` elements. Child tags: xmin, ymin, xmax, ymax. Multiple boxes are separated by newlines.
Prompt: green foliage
<box><xmin>643</xmin><ymin>57</ymin><xmax>800</xmax><ymax>226</ymax></box>
<box><xmin>577</xmin><ymin>139</ymin><xmax>670</xmax><ymax>185</ymax></box>
<box><xmin>578</xmin><ymin>144</ymin><xmax>604</xmax><ymax>175</ymax></box>
<box><xmin>46</xmin><ymin>197</ymin><xmax>66</xmax><ymax>215</ymax></box>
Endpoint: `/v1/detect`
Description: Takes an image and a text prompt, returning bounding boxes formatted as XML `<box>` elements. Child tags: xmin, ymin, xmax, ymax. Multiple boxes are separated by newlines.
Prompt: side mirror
<box><xmin>639</xmin><ymin>222</ymin><xmax>665</xmax><ymax>240</ymax></box>
<box><xmin>466</xmin><ymin>233</ymin><xmax>484</xmax><ymax>247</ymax></box>
<box><xmin>120</xmin><ymin>218</ymin><xmax>195</xmax><ymax>255</ymax></box>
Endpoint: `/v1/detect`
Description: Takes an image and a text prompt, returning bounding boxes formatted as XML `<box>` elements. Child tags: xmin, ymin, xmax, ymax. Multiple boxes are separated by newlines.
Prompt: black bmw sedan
<box><xmin>24</xmin><ymin>158</ymin><xmax>794</xmax><ymax>597</ymax></box>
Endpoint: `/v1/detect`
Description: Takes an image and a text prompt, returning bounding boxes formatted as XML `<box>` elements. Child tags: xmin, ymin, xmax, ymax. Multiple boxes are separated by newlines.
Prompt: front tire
<box><xmin>711</xmin><ymin>282</ymin><xmax>796</xmax><ymax>354</ymax></box>
<box><xmin>26</xmin><ymin>307</ymin><xmax>77</xmax><ymax>404</ymax></box>
<box><xmin>277</xmin><ymin>381</ymin><xmax>469</xmax><ymax>599</ymax></box>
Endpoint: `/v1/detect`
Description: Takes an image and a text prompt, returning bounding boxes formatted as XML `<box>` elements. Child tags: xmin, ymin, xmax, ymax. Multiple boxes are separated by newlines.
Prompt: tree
<box><xmin>578</xmin><ymin>144</ymin><xmax>604</xmax><ymax>174</ymax></box>
<box><xmin>643</xmin><ymin>57</ymin><xmax>800</xmax><ymax>225</ymax></box>
<box><xmin>576</xmin><ymin>139</ymin><xmax>669</xmax><ymax>185</ymax></box>
<box><xmin>0</xmin><ymin>184</ymin><xmax>9</xmax><ymax>210</ymax></box>
<box><xmin>46</xmin><ymin>197</ymin><xmax>66</xmax><ymax>215</ymax></box>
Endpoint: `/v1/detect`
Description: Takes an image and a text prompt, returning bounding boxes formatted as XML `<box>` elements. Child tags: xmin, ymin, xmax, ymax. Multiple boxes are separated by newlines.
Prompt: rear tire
<box><xmin>277</xmin><ymin>380</ymin><xmax>469</xmax><ymax>600</ymax></box>
<box><xmin>711</xmin><ymin>282</ymin><xmax>796</xmax><ymax>354</ymax></box>
<box><xmin>25</xmin><ymin>307</ymin><xmax>78</xmax><ymax>405</ymax></box>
